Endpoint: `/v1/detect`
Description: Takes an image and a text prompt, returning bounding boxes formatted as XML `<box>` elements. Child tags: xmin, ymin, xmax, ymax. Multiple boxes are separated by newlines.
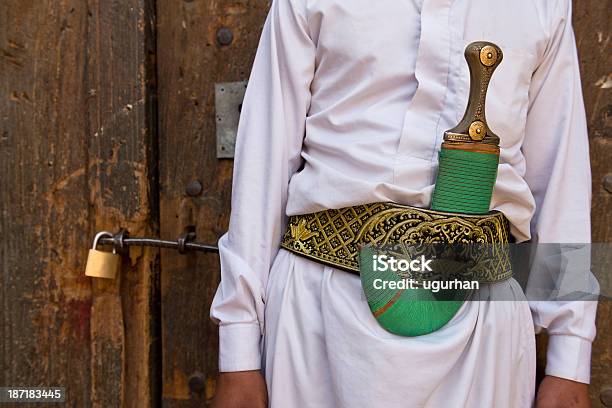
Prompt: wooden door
<box><xmin>1</xmin><ymin>0</ymin><xmax>610</xmax><ymax>407</ymax></box>
<box><xmin>0</xmin><ymin>1</ymin><xmax>159</xmax><ymax>406</ymax></box>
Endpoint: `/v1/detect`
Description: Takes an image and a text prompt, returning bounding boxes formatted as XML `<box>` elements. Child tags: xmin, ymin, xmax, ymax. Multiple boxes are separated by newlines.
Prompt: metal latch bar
<box><xmin>94</xmin><ymin>228</ymin><xmax>219</xmax><ymax>255</ymax></box>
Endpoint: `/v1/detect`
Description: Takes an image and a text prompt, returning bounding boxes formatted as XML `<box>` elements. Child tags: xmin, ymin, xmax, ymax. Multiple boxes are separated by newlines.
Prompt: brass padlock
<box><xmin>85</xmin><ymin>231</ymin><xmax>121</xmax><ymax>279</ymax></box>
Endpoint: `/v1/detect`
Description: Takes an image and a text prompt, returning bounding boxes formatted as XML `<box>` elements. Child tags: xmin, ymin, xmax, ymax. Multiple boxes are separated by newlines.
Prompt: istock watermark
<box><xmin>371</xmin><ymin>254</ymin><xmax>433</xmax><ymax>273</ymax></box>
<box><xmin>369</xmin><ymin>253</ymin><xmax>480</xmax><ymax>292</ymax></box>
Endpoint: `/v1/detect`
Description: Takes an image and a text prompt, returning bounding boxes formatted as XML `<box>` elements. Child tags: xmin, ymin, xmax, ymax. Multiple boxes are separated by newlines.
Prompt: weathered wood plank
<box><xmin>156</xmin><ymin>0</ymin><xmax>268</xmax><ymax>406</ymax></box>
<box><xmin>85</xmin><ymin>0</ymin><xmax>160</xmax><ymax>406</ymax></box>
<box><xmin>0</xmin><ymin>0</ymin><xmax>159</xmax><ymax>406</ymax></box>
<box><xmin>1</xmin><ymin>2</ymin><xmax>93</xmax><ymax>406</ymax></box>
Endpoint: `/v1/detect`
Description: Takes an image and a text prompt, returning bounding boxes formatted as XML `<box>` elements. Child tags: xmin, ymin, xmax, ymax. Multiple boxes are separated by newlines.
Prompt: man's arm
<box><xmin>209</xmin><ymin>0</ymin><xmax>315</xmax><ymax>395</ymax></box>
<box><xmin>521</xmin><ymin>0</ymin><xmax>598</xmax><ymax>404</ymax></box>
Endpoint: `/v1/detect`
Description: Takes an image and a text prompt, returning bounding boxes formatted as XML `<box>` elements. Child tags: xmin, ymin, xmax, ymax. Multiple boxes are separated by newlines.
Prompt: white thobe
<box><xmin>210</xmin><ymin>0</ymin><xmax>598</xmax><ymax>406</ymax></box>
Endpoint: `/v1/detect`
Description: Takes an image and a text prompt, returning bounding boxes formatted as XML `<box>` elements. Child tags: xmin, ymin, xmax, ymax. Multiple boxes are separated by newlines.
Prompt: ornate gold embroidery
<box><xmin>289</xmin><ymin>218</ymin><xmax>317</xmax><ymax>253</ymax></box>
<box><xmin>280</xmin><ymin>202</ymin><xmax>512</xmax><ymax>283</ymax></box>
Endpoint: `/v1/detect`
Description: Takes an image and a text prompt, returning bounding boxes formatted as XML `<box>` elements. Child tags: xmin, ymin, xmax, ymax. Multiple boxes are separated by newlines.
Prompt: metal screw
<box><xmin>603</xmin><ymin>175</ymin><xmax>612</xmax><ymax>194</ymax></box>
<box><xmin>216</xmin><ymin>27</ymin><xmax>233</xmax><ymax>46</ymax></box>
<box><xmin>185</xmin><ymin>180</ymin><xmax>203</xmax><ymax>197</ymax></box>
<box><xmin>188</xmin><ymin>372</ymin><xmax>205</xmax><ymax>393</ymax></box>
<box><xmin>601</xmin><ymin>387</ymin><xmax>612</xmax><ymax>407</ymax></box>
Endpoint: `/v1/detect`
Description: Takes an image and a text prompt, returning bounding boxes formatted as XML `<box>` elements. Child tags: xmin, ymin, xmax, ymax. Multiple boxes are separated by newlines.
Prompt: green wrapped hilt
<box><xmin>431</xmin><ymin>41</ymin><xmax>504</xmax><ymax>215</ymax></box>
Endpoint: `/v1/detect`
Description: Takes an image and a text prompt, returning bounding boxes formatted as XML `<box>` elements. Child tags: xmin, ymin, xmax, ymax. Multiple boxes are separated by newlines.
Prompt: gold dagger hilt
<box><xmin>444</xmin><ymin>41</ymin><xmax>503</xmax><ymax>151</ymax></box>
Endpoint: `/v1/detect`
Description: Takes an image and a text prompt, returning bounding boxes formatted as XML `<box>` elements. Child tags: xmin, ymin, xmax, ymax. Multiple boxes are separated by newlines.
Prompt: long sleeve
<box><xmin>209</xmin><ymin>0</ymin><xmax>315</xmax><ymax>372</ymax></box>
<box><xmin>522</xmin><ymin>0</ymin><xmax>598</xmax><ymax>384</ymax></box>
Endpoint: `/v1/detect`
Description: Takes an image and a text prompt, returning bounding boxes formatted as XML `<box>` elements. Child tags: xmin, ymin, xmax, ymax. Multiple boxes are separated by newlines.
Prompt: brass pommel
<box><xmin>444</xmin><ymin>41</ymin><xmax>503</xmax><ymax>151</ymax></box>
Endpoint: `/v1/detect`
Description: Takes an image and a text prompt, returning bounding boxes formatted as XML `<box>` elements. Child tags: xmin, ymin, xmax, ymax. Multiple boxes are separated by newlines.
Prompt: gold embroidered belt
<box><xmin>280</xmin><ymin>202</ymin><xmax>513</xmax><ymax>283</ymax></box>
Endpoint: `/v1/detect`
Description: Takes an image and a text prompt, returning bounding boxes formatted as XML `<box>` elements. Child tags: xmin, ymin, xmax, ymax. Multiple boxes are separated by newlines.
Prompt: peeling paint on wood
<box><xmin>1</xmin><ymin>1</ymin><xmax>93</xmax><ymax>406</ymax></box>
<box><xmin>1</xmin><ymin>0</ymin><xmax>159</xmax><ymax>406</ymax></box>
<box><xmin>85</xmin><ymin>0</ymin><xmax>160</xmax><ymax>406</ymax></box>
<box><xmin>595</xmin><ymin>74</ymin><xmax>612</xmax><ymax>89</ymax></box>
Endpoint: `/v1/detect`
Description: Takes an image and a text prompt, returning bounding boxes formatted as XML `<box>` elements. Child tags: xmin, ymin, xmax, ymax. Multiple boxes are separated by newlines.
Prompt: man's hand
<box><xmin>536</xmin><ymin>375</ymin><xmax>590</xmax><ymax>408</ymax></box>
<box><xmin>211</xmin><ymin>370</ymin><xmax>268</xmax><ymax>408</ymax></box>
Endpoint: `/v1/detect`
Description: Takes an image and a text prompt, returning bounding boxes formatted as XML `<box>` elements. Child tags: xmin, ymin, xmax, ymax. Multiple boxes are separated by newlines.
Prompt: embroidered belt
<box><xmin>280</xmin><ymin>202</ymin><xmax>513</xmax><ymax>284</ymax></box>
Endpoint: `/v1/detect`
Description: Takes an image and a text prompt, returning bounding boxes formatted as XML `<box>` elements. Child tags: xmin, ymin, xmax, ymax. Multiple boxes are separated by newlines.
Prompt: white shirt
<box><xmin>210</xmin><ymin>0</ymin><xmax>597</xmax><ymax>384</ymax></box>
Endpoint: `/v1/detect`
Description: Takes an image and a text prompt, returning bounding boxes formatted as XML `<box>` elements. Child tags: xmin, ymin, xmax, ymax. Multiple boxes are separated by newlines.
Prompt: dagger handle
<box><xmin>444</xmin><ymin>41</ymin><xmax>503</xmax><ymax>146</ymax></box>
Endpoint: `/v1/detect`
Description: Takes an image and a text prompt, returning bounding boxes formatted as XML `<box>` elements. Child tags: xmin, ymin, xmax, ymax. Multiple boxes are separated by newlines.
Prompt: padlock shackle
<box><xmin>92</xmin><ymin>231</ymin><xmax>114</xmax><ymax>250</ymax></box>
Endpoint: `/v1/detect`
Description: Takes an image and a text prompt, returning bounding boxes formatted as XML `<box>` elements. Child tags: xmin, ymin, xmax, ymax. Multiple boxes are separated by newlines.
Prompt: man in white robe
<box><xmin>209</xmin><ymin>0</ymin><xmax>598</xmax><ymax>406</ymax></box>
